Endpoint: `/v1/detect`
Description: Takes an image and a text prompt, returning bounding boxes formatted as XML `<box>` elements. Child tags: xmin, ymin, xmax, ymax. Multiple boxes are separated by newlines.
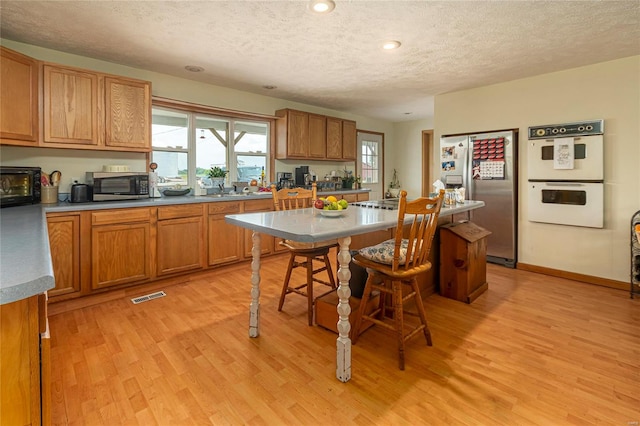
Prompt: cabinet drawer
<box><xmin>158</xmin><ymin>204</ymin><xmax>203</xmax><ymax>220</ymax></box>
<box><xmin>91</xmin><ymin>208</ymin><xmax>150</xmax><ymax>225</ymax></box>
<box><xmin>208</xmin><ymin>202</ymin><xmax>241</xmax><ymax>216</ymax></box>
<box><xmin>244</xmin><ymin>198</ymin><xmax>274</xmax><ymax>212</ymax></box>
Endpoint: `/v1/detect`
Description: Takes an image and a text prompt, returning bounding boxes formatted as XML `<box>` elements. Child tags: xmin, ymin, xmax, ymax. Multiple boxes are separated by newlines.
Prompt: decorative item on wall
<box><xmin>388</xmin><ymin>169</ymin><xmax>401</xmax><ymax>197</ymax></box>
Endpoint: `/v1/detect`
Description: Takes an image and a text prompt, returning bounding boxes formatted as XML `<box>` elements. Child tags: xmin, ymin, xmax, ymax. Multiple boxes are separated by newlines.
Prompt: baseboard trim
<box><xmin>517</xmin><ymin>263</ymin><xmax>628</xmax><ymax>291</ymax></box>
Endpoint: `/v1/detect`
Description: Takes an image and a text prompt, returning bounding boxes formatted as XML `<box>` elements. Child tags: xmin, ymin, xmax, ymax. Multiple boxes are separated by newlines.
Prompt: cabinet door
<box><xmin>46</xmin><ymin>214</ymin><xmax>81</xmax><ymax>298</ymax></box>
<box><xmin>157</xmin><ymin>216</ymin><xmax>205</xmax><ymax>276</ymax></box>
<box><xmin>357</xmin><ymin>192</ymin><xmax>370</xmax><ymax>201</ymax></box>
<box><xmin>208</xmin><ymin>202</ymin><xmax>242</xmax><ymax>265</ymax></box>
<box><xmin>342</xmin><ymin>119</ymin><xmax>357</xmax><ymax>160</ymax></box>
<box><xmin>104</xmin><ymin>76</ymin><xmax>151</xmax><ymax>150</ymax></box>
<box><xmin>0</xmin><ymin>296</ymin><xmax>41</xmax><ymax>426</ymax></box>
<box><xmin>92</xmin><ymin>222</ymin><xmax>151</xmax><ymax>289</ymax></box>
<box><xmin>287</xmin><ymin>110</ymin><xmax>309</xmax><ymax>157</ymax></box>
<box><xmin>43</xmin><ymin>64</ymin><xmax>99</xmax><ymax>146</ymax></box>
<box><xmin>308</xmin><ymin>113</ymin><xmax>326</xmax><ymax>159</ymax></box>
<box><xmin>0</xmin><ymin>47</ymin><xmax>39</xmax><ymax>145</ymax></box>
<box><xmin>326</xmin><ymin>117</ymin><xmax>343</xmax><ymax>159</ymax></box>
<box><xmin>341</xmin><ymin>194</ymin><xmax>357</xmax><ymax>203</ymax></box>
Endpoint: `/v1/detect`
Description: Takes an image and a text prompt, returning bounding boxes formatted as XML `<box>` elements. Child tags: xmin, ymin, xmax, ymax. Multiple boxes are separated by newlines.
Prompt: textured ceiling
<box><xmin>1</xmin><ymin>1</ymin><xmax>639</xmax><ymax>122</ymax></box>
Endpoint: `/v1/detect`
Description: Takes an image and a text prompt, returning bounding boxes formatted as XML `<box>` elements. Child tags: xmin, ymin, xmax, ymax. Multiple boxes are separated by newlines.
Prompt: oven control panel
<box><xmin>528</xmin><ymin>119</ymin><xmax>604</xmax><ymax>139</ymax></box>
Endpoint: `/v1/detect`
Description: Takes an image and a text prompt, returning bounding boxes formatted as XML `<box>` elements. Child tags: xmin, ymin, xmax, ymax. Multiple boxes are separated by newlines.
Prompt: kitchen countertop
<box><xmin>0</xmin><ymin>188</ymin><xmax>370</xmax><ymax>304</ymax></box>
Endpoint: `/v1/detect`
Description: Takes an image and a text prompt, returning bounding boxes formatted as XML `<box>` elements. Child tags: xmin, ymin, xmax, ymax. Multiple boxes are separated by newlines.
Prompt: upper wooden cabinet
<box><xmin>43</xmin><ymin>64</ymin><xmax>99</xmax><ymax>146</ymax></box>
<box><xmin>275</xmin><ymin>108</ymin><xmax>356</xmax><ymax>161</ymax></box>
<box><xmin>104</xmin><ymin>76</ymin><xmax>151</xmax><ymax>150</ymax></box>
<box><xmin>342</xmin><ymin>119</ymin><xmax>357</xmax><ymax>160</ymax></box>
<box><xmin>0</xmin><ymin>47</ymin><xmax>39</xmax><ymax>145</ymax></box>
<box><xmin>275</xmin><ymin>108</ymin><xmax>309</xmax><ymax>158</ymax></box>
<box><xmin>326</xmin><ymin>117</ymin><xmax>343</xmax><ymax>159</ymax></box>
<box><xmin>43</xmin><ymin>64</ymin><xmax>151</xmax><ymax>151</ymax></box>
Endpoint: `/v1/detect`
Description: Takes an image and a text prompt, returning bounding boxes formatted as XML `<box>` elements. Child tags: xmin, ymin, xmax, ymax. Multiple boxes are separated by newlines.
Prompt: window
<box><xmin>152</xmin><ymin>105</ymin><xmax>270</xmax><ymax>189</ymax></box>
<box><xmin>360</xmin><ymin>139</ymin><xmax>379</xmax><ymax>184</ymax></box>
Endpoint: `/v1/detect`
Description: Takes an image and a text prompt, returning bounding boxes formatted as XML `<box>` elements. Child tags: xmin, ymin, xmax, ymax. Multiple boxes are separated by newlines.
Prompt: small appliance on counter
<box><xmin>0</xmin><ymin>166</ymin><xmax>41</xmax><ymax>207</ymax></box>
<box><xmin>70</xmin><ymin>183</ymin><xmax>92</xmax><ymax>203</ymax></box>
<box><xmin>295</xmin><ymin>166</ymin><xmax>309</xmax><ymax>186</ymax></box>
<box><xmin>276</xmin><ymin>172</ymin><xmax>294</xmax><ymax>189</ymax></box>
<box><xmin>86</xmin><ymin>171</ymin><xmax>149</xmax><ymax>201</ymax></box>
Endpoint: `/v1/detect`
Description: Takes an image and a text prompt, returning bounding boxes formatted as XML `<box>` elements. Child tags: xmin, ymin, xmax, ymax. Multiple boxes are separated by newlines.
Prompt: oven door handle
<box><xmin>542</xmin><ymin>182</ymin><xmax>588</xmax><ymax>187</ymax></box>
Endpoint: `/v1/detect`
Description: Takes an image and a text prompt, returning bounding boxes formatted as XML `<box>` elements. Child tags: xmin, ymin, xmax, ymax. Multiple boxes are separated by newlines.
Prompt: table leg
<box><xmin>336</xmin><ymin>236</ymin><xmax>352</xmax><ymax>382</ymax></box>
<box><xmin>249</xmin><ymin>231</ymin><xmax>262</xmax><ymax>338</ymax></box>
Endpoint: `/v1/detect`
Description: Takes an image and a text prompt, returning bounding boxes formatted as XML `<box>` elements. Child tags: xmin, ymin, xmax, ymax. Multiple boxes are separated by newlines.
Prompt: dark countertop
<box><xmin>0</xmin><ymin>189</ymin><xmax>370</xmax><ymax>305</ymax></box>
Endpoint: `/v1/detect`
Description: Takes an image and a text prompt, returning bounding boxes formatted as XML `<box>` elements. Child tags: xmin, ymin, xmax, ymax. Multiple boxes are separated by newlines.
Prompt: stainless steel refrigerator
<box><xmin>440</xmin><ymin>129</ymin><xmax>518</xmax><ymax>267</ymax></box>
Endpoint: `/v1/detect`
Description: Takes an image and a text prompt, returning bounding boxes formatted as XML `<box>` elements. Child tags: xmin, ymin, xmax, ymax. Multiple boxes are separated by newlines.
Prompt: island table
<box><xmin>225</xmin><ymin>201</ymin><xmax>484</xmax><ymax>382</ymax></box>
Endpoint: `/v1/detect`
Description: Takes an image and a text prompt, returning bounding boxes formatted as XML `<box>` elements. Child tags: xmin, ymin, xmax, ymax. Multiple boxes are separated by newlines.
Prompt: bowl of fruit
<box><xmin>314</xmin><ymin>195</ymin><xmax>349</xmax><ymax>217</ymax></box>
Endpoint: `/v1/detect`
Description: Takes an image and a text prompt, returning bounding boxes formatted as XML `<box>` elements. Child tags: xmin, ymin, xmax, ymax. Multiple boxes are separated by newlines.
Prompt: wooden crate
<box><xmin>315</xmin><ymin>290</ymin><xmax>380</xmax><ymax>338</ymax></box>
<box><xmin>439</xmin><ymin>221</ymin><xmax>491</xmax><ymax>303</ymax></box>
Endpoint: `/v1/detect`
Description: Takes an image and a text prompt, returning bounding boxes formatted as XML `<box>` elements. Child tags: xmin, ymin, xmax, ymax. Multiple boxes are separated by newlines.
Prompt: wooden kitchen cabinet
<box><xmin>243</xmin><ymin>198</ymin><xmax>274</xmax><ymax>257</ymax></box>
<box><xmin>43</xmin><ymin>63</ymin><xmax>151</xmax><ymax>151</ymax></box>
<box><xmin>326</xmin><ymin>116</ymin><xmax>343</xmax><ymax>159</ymax></box>
<box><xmin>43</xmin><ymin>64</ymin><xmax>100</xmax><ymax>146</ymax></box>
<box><xmin>308</xmin><ymin>113</ymin><xmax>326</xmax><ymax>158</ymax></box>
<box><xmin>91</xmin><ymin>208</ymin><xmax>153</xmax><ymax>290</ymax></box>
<box><xmin>0</xmin><ymin>47</ymin><xmax>39</xmax><ymax>145</ymax></box>
<box><xmin>104</xmin><ymin>76</ymin><xmax>151</xmax><ymax>150</ymax></box>
<box><xmin>208</xmin><ymin>202</ymin><xmax>243</xmax><ymax>266</ymax></box>
<box><xmin>275</xmin><ymin>108</ymin><xmax>309</xmax><ymax>158</ymax></box>
<box><xmin>0</xmin><ymin>295</ymin><xmax>46</xmax><ymax>426</ymax></box>
<box><xmin>342</xmin><ymin>119</ymin><xmax>357</xmax><ymax>160</ymax></box>
<box><xmin>46</xmin><ymin>213</ymin><xmax>82</xmax><ymax>298</ymax></box>
<box><xmin>157</xmin><ymin>204</ymin><xmax>205</xmax><ymax>276</ymax></box>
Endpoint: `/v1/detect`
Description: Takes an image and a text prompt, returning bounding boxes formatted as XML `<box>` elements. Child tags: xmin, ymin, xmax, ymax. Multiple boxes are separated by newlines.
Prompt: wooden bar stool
<box><xmin>271</xmin><ymin>183</ymin><xmax>337</xmax><ymax>325</ymax></box>
<box><xmin>352</xmin><ymin>189</ymin><xmax>445</xmax><ymax>370</ymax></box>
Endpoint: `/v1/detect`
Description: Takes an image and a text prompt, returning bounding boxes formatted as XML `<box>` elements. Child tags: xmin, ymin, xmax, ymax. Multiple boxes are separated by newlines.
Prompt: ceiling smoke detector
<box><xmin>184</xmin><ymin>65</ymin><xmax>204</xmax><ymax>72</ymax></box>
<box><xmin>309</xmin><ymin>0</ymin><xmax>335</xmax><ymax>13</ymax></box>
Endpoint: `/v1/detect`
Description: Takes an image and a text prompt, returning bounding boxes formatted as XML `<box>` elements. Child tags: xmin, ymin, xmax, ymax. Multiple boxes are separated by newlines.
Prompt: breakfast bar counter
<box><xmin>225</xmin><ymin>200</ymin><xmax>484</xmax><ymax>382</ymax></box>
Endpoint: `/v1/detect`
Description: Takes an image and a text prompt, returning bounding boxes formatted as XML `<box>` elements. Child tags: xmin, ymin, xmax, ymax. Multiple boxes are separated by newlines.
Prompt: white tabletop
<box><xmin>225</xmin><ymin>201</ymin><xmax>485</xmax><ymax>241</ymax></box>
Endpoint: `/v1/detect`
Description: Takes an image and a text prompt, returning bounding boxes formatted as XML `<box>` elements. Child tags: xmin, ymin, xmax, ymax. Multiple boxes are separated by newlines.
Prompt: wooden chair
<box><xmin>270</xmin><ymin>183</ymin><xmax>337</xmax><ymax>325</ymax></box>
<box><xmin>352</xmin><ymin>189</ymin><xmax>445</xmax><ymax>370</ymax></box>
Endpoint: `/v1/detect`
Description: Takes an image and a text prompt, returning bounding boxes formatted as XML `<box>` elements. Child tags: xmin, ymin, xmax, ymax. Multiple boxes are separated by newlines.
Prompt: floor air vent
<box><xmin>131</xmin><ymin>291</ymin><xmax>166</xmax><ymax>304</ymax></box>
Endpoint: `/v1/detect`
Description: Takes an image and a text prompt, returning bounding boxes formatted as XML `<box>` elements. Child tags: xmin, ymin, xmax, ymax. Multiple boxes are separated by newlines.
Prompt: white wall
<box><xmin>434</xmin><ymin>56</ymin><xmax>640</xmax><ymax>282</ymax></box>
<box><xmin>0</xmin><ymin>39</ymin><xmax>395</xmax><ymax>192</ymax></box>
<box><xmin>392</xmin><ymin>118</ymin><xmax>434</xmax><ymax>197</ymax></box>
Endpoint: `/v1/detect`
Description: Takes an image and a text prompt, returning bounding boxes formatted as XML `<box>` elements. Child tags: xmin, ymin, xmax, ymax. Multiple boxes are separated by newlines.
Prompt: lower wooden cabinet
<box><xmin>0</xmin><ymin>294</ymin><xmax>47</xmax><ymax>426</ymax></box>
<box><xmin>46</xmin><ymin>213</ymin><xmax>82</xmax><ymax>298</ymax></box>
<box><xmin>208</xmin><ymin>202</ymin><xmax>243</xmax><ymax>266</ymax></box>
<box><xmin>157</xmin><ymin>205</ymin><xmax>205</xmax><ymax>276</ymax></box>
<box><xmin>91</xmin><ymin>208</ymin><xmax>152</xmax><ymax>290</ymax></box>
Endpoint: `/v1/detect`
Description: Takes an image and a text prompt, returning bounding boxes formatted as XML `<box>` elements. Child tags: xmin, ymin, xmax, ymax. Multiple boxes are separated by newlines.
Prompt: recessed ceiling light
<box><xmin>309</xmin><ymin>0</ymin><xmax>335</xmax><ymax>13</ymax></box>
<box><xmin>382</xmin><ymin>40</ymin><xmax>401</xmax><ymax>50</ymax></box>
<box><xmin>185</xmin><ymin>65</ymin><xmax>204</xmax><ymax>72</ymax></box>
<box><xmin>262</xmin><ymin>85</ymin><xmax>277</xmax><ymax>90</ymax></box>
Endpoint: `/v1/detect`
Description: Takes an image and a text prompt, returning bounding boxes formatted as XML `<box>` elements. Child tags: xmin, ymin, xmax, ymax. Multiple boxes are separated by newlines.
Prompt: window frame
<box><xmin>151</xmin><ymin>96</ymin><xmax>276</xmax><ymax>188</ymax></box>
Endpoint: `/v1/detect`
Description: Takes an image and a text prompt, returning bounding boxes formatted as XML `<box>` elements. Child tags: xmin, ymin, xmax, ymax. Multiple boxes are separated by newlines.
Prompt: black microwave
<box><xmin>86</xmin><ymin>172</ymin><xmax>149</xmax><ymax>201</ymax></box>
<box><xmin>0</xmin><ymin>166</ymin><xmax>41</xmax><ymax>207</ymax></box>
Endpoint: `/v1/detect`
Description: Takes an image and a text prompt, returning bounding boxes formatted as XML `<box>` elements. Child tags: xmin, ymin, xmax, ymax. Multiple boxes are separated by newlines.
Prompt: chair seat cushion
<box><xmin>281</xmin><ymin>239</ymin><xmax>337</xmax><ymax>252</ymax></box>
<box><xmin>358</xmin><ymin>238</ymin><xmax>412</xmax><ymax>265</ymax></box>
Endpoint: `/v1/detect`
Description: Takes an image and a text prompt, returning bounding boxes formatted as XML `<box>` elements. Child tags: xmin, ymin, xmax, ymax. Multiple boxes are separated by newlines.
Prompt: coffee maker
<box><xmin>277</xmin><ymin>172</ymin><xmax>294</xmax><ymax>189</ymax></box>
<box><xmin>294</xmin><ymin>166</ymin><xmax>309</xmax><ymax>186</ymax></box>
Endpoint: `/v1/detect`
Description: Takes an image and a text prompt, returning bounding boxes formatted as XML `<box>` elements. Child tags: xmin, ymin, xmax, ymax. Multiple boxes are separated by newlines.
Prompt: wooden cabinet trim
<box><xmin>158</xmin><ymin>204</ymin><xmax>203</xmax><ymax>220</ymax></box>
<box><xmin>208</xmin><ymin>202</ymin><xmax>241</xmax><ymax>215</ymax></box>
<box><xmin>92</xmin><ymin>208</ymin><xmax>151</xmax><ymax>225</ymax></box>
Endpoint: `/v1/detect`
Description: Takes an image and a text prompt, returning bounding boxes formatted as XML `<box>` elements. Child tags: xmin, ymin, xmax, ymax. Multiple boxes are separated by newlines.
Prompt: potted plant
<box><xmin>208</xmin><ymin>166</ymin><xmax>228</xmax><ymax>189</ymax></box>
<box><xmin>342</xmin><ymin>175</ymin><xmax>355</xmax><ymax>189</ymax></box>
<box><xmin>388</xmin><ymin>169</ymin><xmax>401</xmax><ymax>197</ymax></box>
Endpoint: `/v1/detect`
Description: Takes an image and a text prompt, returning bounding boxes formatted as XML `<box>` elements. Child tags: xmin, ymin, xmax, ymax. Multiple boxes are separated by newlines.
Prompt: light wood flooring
<box><xmin>49</xmin><ymin>254</ymin><xmax>640</xmax><ymax>425</ymax></box>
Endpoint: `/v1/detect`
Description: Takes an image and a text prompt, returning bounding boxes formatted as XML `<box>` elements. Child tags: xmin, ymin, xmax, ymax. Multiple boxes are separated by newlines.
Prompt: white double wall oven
<box><xmin>527</xmin><ymin>120</ymin><xmax>604</xmax><ymax>229</ymax></box>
